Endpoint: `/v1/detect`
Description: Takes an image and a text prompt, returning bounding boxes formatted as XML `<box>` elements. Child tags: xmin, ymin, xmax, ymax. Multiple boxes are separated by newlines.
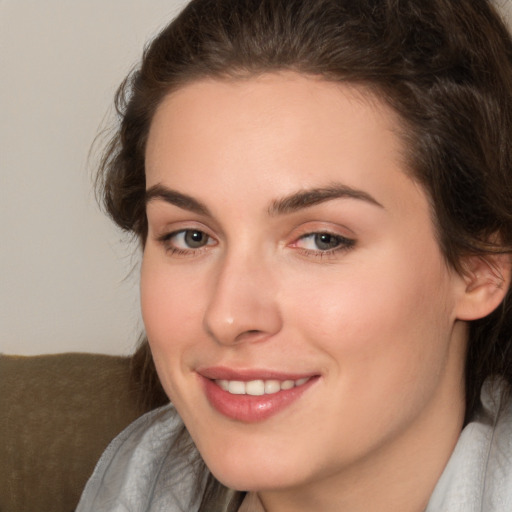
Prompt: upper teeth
<box><xmin>216</xmin><ymin>377</ymin><xmax>310</xmax><ymax>396</ymax></box>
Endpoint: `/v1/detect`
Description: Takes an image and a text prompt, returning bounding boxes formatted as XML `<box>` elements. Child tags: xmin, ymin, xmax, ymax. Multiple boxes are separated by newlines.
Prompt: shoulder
<box><xmin>480</xmin><ymin>380</ymin><xmax>512</xmax><ymax>510</ymax></box>
<box><xmin>76</xmin><ymin>404</ymin><xmax>205</xmax><ymax>512</ymax></box>
<box><xmin>427</xmin><ymin>379</ymin><xmax>512</xmax><ymax>512</ymax></box>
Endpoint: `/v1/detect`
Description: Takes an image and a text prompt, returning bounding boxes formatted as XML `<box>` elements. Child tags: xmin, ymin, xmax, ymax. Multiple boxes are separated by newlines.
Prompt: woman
<box><xmin>78</xmin><ymin>0</ymin><xmax>512</xmax><ymax>510</ymax></box>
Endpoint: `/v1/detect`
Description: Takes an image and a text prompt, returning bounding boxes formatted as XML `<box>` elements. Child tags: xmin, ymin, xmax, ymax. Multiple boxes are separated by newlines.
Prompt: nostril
<box><xmin>233</xmin><ymin>329</ymin><xmax>266</xmax><ymax>344</ymax></box>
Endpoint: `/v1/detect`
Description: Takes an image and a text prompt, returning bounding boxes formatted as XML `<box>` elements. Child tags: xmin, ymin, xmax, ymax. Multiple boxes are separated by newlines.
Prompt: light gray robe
<box><xmin>77</xmin><ymin>379</ymin><xmax>512</xmax><ymax>512</ymax></box>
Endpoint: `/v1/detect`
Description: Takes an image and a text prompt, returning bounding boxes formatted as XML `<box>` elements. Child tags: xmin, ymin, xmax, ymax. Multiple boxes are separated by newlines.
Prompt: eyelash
<box><xmin>156</xmin><ymin>229</ymin><xmax>356</xmax><ymax>258</ymax></box>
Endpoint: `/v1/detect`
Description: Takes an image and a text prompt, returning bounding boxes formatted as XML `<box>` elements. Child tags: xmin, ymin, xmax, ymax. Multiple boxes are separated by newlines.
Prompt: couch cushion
<box><xmin>0</xmin><ymin>353</ymin><xmax>147</xmax><ymax>512</ymax></box>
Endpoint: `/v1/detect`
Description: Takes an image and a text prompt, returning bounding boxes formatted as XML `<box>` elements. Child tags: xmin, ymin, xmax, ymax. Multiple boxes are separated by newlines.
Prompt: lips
<box><xmin>197</xmin><ymin>367</ymin><xmax>318</xmax><ymax>422</ymax></box>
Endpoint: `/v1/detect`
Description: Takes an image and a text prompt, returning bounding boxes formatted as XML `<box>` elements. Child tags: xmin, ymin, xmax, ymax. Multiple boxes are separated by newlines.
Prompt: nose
<box><xmin>203</xmin><ymin>251</ymin><xmax>282</xmax><ymax>346</ymax></box>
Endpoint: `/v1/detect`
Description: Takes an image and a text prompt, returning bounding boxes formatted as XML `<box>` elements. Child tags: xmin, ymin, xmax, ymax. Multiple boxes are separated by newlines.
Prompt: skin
<box><xmin>141</xmin><ymin>73</ymin><xmax>483</xmax><ymax>512</ymax></box>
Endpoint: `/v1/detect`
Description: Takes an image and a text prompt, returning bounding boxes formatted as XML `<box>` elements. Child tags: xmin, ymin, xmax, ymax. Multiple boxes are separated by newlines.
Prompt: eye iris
<box><xmin>314</xmin><ymin>233</ymin><xmax>340</xmax><ymax>250</ymax></box>
<box><xmin>184</xmin><ymin>230</ymin><xmax>207</xmax><ymax>248</ymax></box>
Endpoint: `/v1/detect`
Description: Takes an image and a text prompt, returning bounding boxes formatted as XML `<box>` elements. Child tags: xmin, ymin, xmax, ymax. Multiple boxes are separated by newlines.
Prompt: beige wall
<box><xmin>1</xmin><ymin>0</ymin><xmax>188</xmax><ymax>355</ymax></box>
<box><xmin>1</xmin><ymin>1</ymin><xmax>511</xmax><ymax>355</ymax></box>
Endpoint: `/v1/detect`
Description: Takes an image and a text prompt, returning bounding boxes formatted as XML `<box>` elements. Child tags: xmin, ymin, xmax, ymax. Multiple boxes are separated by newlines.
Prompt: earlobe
<box><xmin>455</xmin><ymin>253</ymin><xmax>512</xmax><ymax>321</ymax></box>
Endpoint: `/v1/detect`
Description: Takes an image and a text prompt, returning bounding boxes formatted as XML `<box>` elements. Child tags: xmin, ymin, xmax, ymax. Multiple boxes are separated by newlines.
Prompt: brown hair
<box><xmin>98</xmin><ymin>1</ymin><xmax>512</xmax><ymax>509</ymax></box>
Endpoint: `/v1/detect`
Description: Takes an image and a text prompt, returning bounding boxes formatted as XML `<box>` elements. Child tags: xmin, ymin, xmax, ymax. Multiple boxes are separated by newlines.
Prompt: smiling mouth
<box><xmin>215</xmin><ymin>377</ymin><xmax>310</xmax><ymax>395</ymax></box>
<box><xmin>200</xmin><ymin>372</ymin><xmax>318</xmax><ymax>422</ymax></box>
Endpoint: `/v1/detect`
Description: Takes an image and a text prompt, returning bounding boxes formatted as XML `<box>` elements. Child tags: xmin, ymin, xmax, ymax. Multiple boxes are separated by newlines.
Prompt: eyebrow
<box><xmin>268</xmin><ymin>183</ymin><xmax>384</xmax><ymax>215</ymax></box>
<box><xmin>145</xmin><ymin>182</ymin><xmax>383</xmax><ymax>216</ymax></box>
<box><xmin>145</xmin><ymin>184</ymin><xmax>211</xmax><ymax>216</ymax></box>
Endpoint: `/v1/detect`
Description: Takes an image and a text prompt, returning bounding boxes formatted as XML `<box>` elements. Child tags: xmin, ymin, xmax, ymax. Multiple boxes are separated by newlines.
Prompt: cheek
<box><xmin>288</xmin><ymin>248</ymin><xmax>455</xmax><ymax>387</ymax></box>
<box><xmin>140</xmin><ymin>257</ymin><xmax>205</xmax><ymax>374</ymax></box>
<box><xmin>141</xmin><ymin>276</ymin><xmax>188</xmax><ymax>346</ymax></box>
<box><xmin>281</xmin><ymin>254</ymin><xmax>459</xmax><ymax>457</ymax></box>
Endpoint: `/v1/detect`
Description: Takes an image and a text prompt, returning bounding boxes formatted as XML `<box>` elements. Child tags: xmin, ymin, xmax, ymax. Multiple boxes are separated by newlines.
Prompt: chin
<box><xmin>198</xmin><ymin>439</ymin><xmax>312</xmax><ymax>492</ymax></box>
<box><xmin>211</xmin><ymin>465</ymin><xmax>303</xmax><ymax>493</ymax></box>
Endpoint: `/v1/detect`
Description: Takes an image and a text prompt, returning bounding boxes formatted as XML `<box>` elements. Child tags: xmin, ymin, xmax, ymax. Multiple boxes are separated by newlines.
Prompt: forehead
<box><xmin>146</xmin><ymin>73</ymin><xmax>407</xmax><ymax>176</ymax></box>
<box><xmin>144</xmin><ymin>72</ymin><xmax>425</xmax><ymax>220</ymax></box>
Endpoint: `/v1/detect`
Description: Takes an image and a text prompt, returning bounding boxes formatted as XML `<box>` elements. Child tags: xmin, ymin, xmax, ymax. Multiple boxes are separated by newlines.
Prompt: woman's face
<box><xmin>142</xmin><ymin>73</ymin><xmax>468</xmax><ymax>501</ymax></box>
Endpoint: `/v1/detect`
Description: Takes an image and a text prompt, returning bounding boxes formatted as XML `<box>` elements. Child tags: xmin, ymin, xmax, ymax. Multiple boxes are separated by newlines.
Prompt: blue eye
<box><xmin>296</xmin><ymin>232</ymin><xmax>354</xmax><ymax>252</ymax></box>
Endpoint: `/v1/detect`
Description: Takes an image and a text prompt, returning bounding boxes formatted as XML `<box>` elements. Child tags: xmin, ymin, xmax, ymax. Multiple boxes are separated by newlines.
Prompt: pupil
<box><xmin>315</xmin><ymin>233</ymin><xmax>339</xmax><ymax>250</ymax></box>
<box><xmin>185</xmin><ymin>230</ymin><xmax>206</xmax><ymax>248</ymax></box>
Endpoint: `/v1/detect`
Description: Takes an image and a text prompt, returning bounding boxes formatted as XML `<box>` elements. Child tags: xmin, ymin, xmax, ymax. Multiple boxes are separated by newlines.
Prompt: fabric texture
<box><xmin>76</xmin><ymin>405</ymin><xmax>206</xmax><ymax>512</ymax></box>
<box><xmin>77</xmin><ymin>380</ymin><xmax>512</xmax><ymax>512</ymax></box>
<box><xmin>0</xmin><ymin>353</ymin><xmax>147</xmax><ymax>512</ymax></box>
<box><xmin>425</xmin><ymin>379</ymin><xmax>512</xmax><ymax>512</ymax></box>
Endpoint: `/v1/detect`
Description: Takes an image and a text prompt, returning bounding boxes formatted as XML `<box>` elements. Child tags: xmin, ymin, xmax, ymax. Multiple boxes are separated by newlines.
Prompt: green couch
<box><xmin>0</xmin><ymin>352</ymin><xmax>160</xmax><ymax>512</ymax></box>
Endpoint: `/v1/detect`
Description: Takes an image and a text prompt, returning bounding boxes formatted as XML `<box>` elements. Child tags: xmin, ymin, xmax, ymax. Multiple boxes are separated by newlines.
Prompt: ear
<box><xmin>455</xmin><ymin>253</ymin><xmax>511</xmax><ymax>321</ymax></box>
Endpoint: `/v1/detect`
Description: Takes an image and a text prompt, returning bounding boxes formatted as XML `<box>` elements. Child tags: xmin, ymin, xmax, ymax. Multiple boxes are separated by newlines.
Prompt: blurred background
<box><xmin>1</xmin><ymin>0</ymin><xmax>188</xmax><ymax>354</ymax></box>
<box><xmin>1</xmin><ymin>0</ymin><xmax>511</xmax><ymax>355</ymax></box>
